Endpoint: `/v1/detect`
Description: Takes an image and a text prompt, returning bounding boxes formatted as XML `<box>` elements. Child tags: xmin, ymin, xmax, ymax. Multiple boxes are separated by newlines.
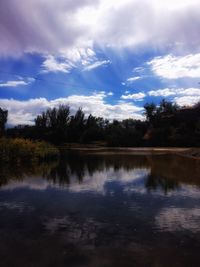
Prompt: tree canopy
<box><xmin>4</xmin><ymin>99</ymin><xmax>200</xmax><ymax>147</ymax></box>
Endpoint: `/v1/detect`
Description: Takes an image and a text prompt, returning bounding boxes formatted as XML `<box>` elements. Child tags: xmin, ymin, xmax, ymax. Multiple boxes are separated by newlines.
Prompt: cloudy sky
<box><xmin>0</xmin><ymin>0</ymin><xmax>200</xmax><ymax>125</ymax></box>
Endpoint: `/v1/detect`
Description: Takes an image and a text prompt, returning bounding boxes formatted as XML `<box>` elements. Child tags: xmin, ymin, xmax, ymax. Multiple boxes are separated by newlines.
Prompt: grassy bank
<box><xmin>0</xmin><ymin>138</ymin><xmax>59</xmax><ymax>163</ymax></box>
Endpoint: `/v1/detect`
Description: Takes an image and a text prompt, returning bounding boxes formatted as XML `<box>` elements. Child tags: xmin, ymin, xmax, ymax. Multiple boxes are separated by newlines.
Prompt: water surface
<box><xmin>0</xmin><ymin>152</ymin><xmax>200</xmax><ymax>267</ymax></box>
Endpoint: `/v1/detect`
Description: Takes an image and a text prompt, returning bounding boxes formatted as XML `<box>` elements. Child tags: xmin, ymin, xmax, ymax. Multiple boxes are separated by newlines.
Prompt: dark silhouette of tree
<box><xmin>144</xmin><ymin>103</ymin><xmax>156</xmax><ymax>123</ymax></box>
<box><xmin>0</xmin><ymin>107</ymin><xmax>8</xmax><ymax>136</ymax></box>
<box><xmin>158</xmin><ymin>99</ymin><xmax>178</xmax><ymax>115</ymax></box>
<box><xmin>35</xmin><ymin>112</ymin><xmax>48</xmax><ymax>129</ymax></box>
<box><xmin>86</xmin><ymin>114</ymin><xmax>97</xmax><ymax>128</ymax></box>
<box><xmin>68</xmin><ymin>108</ymin><xmax>85</xmax><ymax>142</ymax></box>
<box><xmin>80</xmin><ymin>115</ymin><xmax>106</xmax><ymax>143</ymax></box>
<box><xmin>5</xmin><ymin>99</ymin><xmax>200</xmax><ymax>147</ymax></box>
<box><xmin>34</xmin><ymin>105</ymin><xmax>70</xmax><ymax>143</ymax></box>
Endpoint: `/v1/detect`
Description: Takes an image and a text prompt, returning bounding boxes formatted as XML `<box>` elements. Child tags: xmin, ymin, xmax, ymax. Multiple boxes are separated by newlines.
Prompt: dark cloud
<box><xmin>0</xmin><ymin>0</ymin><xmax>200</xmax><ymax>56</ymax></box>
<box><xmin>0</xmin><ymin>0</ymin><xmax>99</xmax><ymax>56</ymax></box>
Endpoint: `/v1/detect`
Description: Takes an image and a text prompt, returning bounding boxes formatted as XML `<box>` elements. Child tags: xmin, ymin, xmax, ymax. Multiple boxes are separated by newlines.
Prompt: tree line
<box><xmin>2</xmin><ymin>99</ymin><xmax>200</xmax><ymax>147</ymax></box>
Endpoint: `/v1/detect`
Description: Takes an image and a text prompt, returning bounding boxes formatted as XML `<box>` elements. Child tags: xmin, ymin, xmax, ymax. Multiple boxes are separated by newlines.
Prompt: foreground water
<box><xmin>0</xmin><ymin>151</ymin><xmax>200</xmax><ymax>267</ymax></box>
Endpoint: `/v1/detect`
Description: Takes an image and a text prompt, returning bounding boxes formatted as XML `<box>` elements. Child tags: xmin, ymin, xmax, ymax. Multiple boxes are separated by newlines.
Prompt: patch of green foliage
<box><xmin>0</xmin><ymin>138</ymin><xmax>59</xmax><ymax>163</ymax></box>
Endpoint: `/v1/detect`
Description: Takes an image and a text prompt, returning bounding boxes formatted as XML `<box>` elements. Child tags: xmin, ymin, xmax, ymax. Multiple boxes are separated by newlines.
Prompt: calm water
<box><xmin>0</xmin><ymin>151</ymin><xmax>200</xmax><ymax>267</ymax></box>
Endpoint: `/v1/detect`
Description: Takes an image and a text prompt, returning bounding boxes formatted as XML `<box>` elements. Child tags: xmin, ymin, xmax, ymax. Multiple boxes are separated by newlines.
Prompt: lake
<box><xmin>0</xmin><ymin>151</ymin><xmax>200</xmax><ymax>267</ymax></box>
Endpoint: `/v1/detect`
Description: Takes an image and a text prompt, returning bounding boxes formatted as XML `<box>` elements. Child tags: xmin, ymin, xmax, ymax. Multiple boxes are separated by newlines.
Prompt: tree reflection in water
<box><xmin>1</xmin><ymin>151</ymin><xmax>200</xmax><ymax>267</ymax></box>
<box><xmin>0</xmin><ymin>151</ymin><xmax>200</xmax><ymax>193</ymax></box>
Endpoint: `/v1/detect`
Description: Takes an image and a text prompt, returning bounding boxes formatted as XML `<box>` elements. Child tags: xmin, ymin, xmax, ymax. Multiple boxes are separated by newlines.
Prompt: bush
<box><xmin>0</xmin><ymin>138</ymin><xmax>59</xmax><ymax>163</ymax></box>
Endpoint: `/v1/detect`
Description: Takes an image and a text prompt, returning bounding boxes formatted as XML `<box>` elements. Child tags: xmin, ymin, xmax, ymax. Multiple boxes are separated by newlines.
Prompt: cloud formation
<box><xmin>41</xmin><ymin>48</ymin><xmax>111</xmax><ymax>73</ymax></box>
<box><xmin>0</xmin><ymin>92</ymin><xmax>143</xmax><ymax>125</ymax></box>
<box><xmin>149</xmin><ymin>88</ymin><xmax>200</xmax><ymax>97</ymax></box>
<box><xmin>148</xmin><ymin>54</ymin><xmax>200</xmax><ymax>79</ymax></box>
<box><xmin>1</xmin><ymin>0</ymin><xmax>200</xmax><ymax>114</ymax></box>
<box><xmin>148</xmin><ymin>87</ymin><xmax>200</xmax><ymax>106</ymax></box>
<box><xmin>42</xmin><ymin>55</ymin><xmax>74</xmax><ymax>73</ymax></box>
<box><xmin>121</xmin><ymin>92</ymin><xmax>146</xmax><ymax>101</ymax></box>
<box><xmin>1</xmin><ymin>0</ymin><xmax>200</xmax><ymax>56</ymax></box>
<box><xmin>0</xmin><ymin>0</ymin><xmax>99</xmax><ymax>56</ymax></box>
<box><xmin>174</xmin><ymin>96</ymin><xmax>200</xmax><ymax>106</ymax></box>
<box><xmin>83</xmin><ymin>60</ymin><xmax>111</xmax><ymax>71</ymax></box>
<box><xmin>126</xmin><ymin>76</ymin><xmax>142</xmax><ymax>83</ymax></box>
<box><xmin>83</xmin><ymin>0</ymin><xmax>200</xmax><ymax>50</ymax></box>
<box><xmin>0</xmin><ymin>77</ymin><xmax>35</xmax><ymax>87</ymax></box>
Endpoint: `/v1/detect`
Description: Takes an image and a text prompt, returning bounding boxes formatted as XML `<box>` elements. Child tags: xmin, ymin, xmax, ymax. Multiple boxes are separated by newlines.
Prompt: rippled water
<box><xmin>0</xmin><ymin>151</ymin><xmax>200</xmax><ymax>266</ymax></box>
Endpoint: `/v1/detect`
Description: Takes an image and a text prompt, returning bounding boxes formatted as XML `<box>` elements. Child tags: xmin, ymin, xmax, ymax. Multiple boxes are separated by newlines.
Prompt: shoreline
<box><xmin>59</xmin><ymin>145</ymin><xmax>200</xmax><ymax>159</ymax></box>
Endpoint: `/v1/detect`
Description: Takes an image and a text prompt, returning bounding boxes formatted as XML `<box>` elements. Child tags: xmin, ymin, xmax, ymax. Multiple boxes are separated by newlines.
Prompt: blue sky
<box><xmin>0</xmin><ymin>0</ymin><xmax>200</xmax><ymax>125</ymax></box>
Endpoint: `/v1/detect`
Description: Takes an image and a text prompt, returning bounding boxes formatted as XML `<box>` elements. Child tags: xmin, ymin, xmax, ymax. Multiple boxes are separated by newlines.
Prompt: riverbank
<box><xmin>1</xmin><ymin>138</ymin><xmax>200</xmax><ymax>161</ymax></box>
<box><xmin>60</xmin><ymin>144</ymin><xmax>200</xmax><ymax>159</ymax></box>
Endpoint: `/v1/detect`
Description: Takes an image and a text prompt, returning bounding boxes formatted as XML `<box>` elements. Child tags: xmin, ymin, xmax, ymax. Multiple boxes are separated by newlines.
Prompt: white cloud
<box><xmin>149</xmin><ymin>88</ymin><xmax>200</xmax><ymax>97</ymax></box>
<box><xmin>126</xmin><ymin>76</ymin><xmax>142</xmax><ymax>83</ymax></box>
<box><xmin>149</xmin><ymin>88</ymin><xmax>176</xmax><ymax>97</ymax></box>
<box><xmin>1</xmin><ymin>0</ymin><xmax>200</xmax><ymax>56</ymax></box>
<box><xmin>133</xmin><ymin>67</ymin><xmax>145</xmax><ymax>73</ymax></box>
<box><xmin>0</xmin><ymin>93</ymin><xmax>143</xmax><ymax>125</ymax></box>
<box><xmin>123</xmin><ymin>68</ymin><xmax>146</xmax><ymax>85</ymax></box>
<box><xmin>83</xmin><ymin>60</ymin><xmax>111</xmax><ymax>71</ymax></box>
<box><xmin>0</xmin><ymin>78</ymin><xmax>35</xmax><ymax>87</ymax></box>
<box><xmin>148</xmin><ymin>54</ymin><xmax>200</xmax><ymax>79</ymax></box>
<box><xmin>121</xmin><ymin>92</ymin><xmax>146</xmax><ymax>101</ymax></box>
<box><xmin>107</xmin><ymin>91</ymin><xmax>113</xmax><ymax>96</ymax></box>
<box><xmin>148</xmin><ymin>87</ymin><xmax>200</xmax><ymax>106</ymax></box>
<box><xmin>63</xmin><ymin>47</ymin><xmax>96</xmax><ymax>64</ymax></box>
<box><xmin>0</xmin><ymin>81</ymin><xmax>28</xmax><ymax>87</ymax></box>
<box><xmin>174</xmin><ymin>96</ymin><xmax>200</xmax><ymax>106</ymax></box>
<box><xmin>92</xmin><ymin>0</ymin><xmax>200</xmax><ymax>50</ymax></box>
<box><xmin>42</xmin><ymin>55</ymin><xmax>74</xmax><ymax>73</ymax></box>
<box><xmin>41</xmin><ymin>48</ymin><xmax>110</xmax><ymax>73</ymax></box>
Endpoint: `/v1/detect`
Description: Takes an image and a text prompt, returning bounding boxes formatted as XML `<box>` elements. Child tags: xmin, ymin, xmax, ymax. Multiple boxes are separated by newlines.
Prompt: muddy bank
<box><xmin>60</xmin><ymin>144</ymin><xmax>200</xmax><ymax>159</ymax></box>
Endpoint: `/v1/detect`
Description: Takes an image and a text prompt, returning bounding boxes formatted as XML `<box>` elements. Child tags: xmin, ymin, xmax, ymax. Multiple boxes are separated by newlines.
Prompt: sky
<box><xmin>0</xmin><ymin>0</ymin><xmax>200</xmax><ymax>125</ymax></box>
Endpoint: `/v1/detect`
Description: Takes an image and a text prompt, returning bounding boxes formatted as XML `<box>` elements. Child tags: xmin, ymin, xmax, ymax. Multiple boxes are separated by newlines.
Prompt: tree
<box><xmin>34</xmin><ymin>105</ymin><xmax>70</xmax><ymax>143</ymax></box>
<box><xmin>35</xmin><ymin>112</ymin><xmax>47</xmax><ymax>129</ymax></box>
<box><xmin>158</xmin><ymin>99</ymin><xmax>178</xmax><ymax>115</ymax></box>
<box><xmin>0</xmin><ymin>107</ymin><xmax>8</xmax><ymax>136</ymax></box>
<box><xmin>86</xmin><ymin>114</ymin><xmax>97</xmax><ymax>128</ymax></box>
<box><xmin>144</xmin><ymin>103</ymin><xmax>156</xmax><ymax>123</ymax></box>
<box><xmin>68</xmin><ymin>108</ymin><xmax>85</xmax><ymax>142</ymax></box>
